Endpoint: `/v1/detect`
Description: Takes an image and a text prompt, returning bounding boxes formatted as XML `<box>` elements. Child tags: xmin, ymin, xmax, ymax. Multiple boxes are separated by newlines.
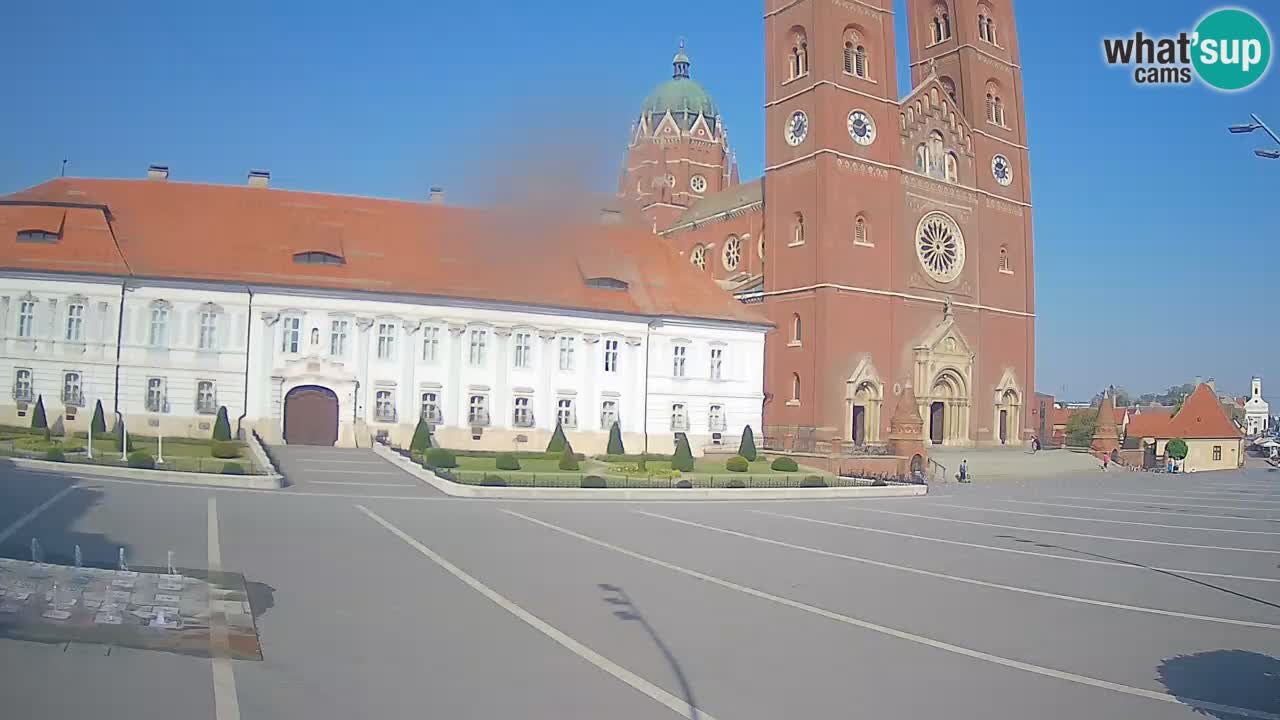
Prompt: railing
<box><xmin>928</xmin><ymin>457</ymin><xmax>947</xmax><ymax>483</ymax></box>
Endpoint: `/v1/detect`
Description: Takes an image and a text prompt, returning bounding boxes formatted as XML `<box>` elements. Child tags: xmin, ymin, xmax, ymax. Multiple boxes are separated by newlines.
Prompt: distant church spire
<box><xmin>673</xmin><ymin>39</ymin><xmax>690</xmax><ymax>79</ymax></box>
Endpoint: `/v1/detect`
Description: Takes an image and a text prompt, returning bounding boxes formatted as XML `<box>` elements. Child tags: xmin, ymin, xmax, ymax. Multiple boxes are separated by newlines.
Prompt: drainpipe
<box><xmin>642</xmin><ymin>322</ymin><xmax>652</xmax><ymax>456</ymax></box>
<box><xmin>352</xmin><ymin>380</ymin><xmax>361</xmax><ymax>448</ymax></box>
<box><xmin>111</xmin><ymin>281</ymin><xmax>127</xmax><ymax>433</ymax></box>
<box><xmin>235</xmin><ymin>288</ymin><xmax>253</xmax><ymax>439</ymax></box>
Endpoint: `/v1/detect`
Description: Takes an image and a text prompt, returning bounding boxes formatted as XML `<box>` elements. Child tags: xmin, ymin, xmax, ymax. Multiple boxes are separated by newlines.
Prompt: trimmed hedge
<box><xmin>480</xmin><ymin>474</ymin><xmax>508</xmax><ymax>487</ymax></box>
<box><xmin>738</xmin><ymin>425</ymin><xmax>758</xmax><ymax>462</ymax></box>
<box><xmin>558</xmin><ymin>444</ymin><xmax>580</xmax><ymax>471</ymax></box>
<box><xmin>726</xmin><ymin>478</ymin><xmax>746</xmax><ymax>489</ymax></box>
<box><xmin>598</xmin><ymin>453</ymin><xmax>668</xmax><ymax>463</ymax></box>
<box><xmin>671</xmin><ymin>432</ymin><xmax>694</xmax><ymax>473</ymax></box>
<box><xmin>410</xmin><ymin>418</ymin><xmax>433</xmax><ymax>453</ymax></box>
<box><xmin>799</xmin><ymin>475</ymin><xmax>826</xmax><ymax>488</ymax></box>
<box><xmin>581</xmin><ymin>475</ymin><xmax>607</xmax><ymax>489</ymax></box>
<box><xmin>495</xmin><ymin>453</ymin><xmax>521</xmax><ymax>471</ymax></box>
<box><xmin>675</xmin><ymin>479</ymin><xmax>693</xmax><ymax>489</ymax></box>
<box><xmin>547</xmin><ymin>421</ymin><xmax>568</xmax><ymax>453</ymax></box>
<box><xmin>91</xmin><ymin>400</ymin><xmax>107</xmax><ymax>434</ymax></box>
<box><xmin>221</xmin><ymin>462</ymin><xmax>245</xmax><ymax>475</ymax></box>
<box><xmin>44</xmin><ymin>447</ymin><xmax>66</xmax><ymax>462</ymax></box>
<box><xmin>211</xmin><ymin>441</ymin><xmax>240</xmax><ymax>459</ymax></box>
<box><xmin>212</xmin><ymin>406</ymin><xmax>233</xmax><ymax>441</ymax></box>
<box><xmin>127</xmin><ymin>451</ymin><xmax>155</xmax><ymax>470</ymax></box>
<box><xmin>771</xmin><ymin>456</ymin><xmax>799</xmax><ymax>472</ymax></box>
<box><xmin>606</xmin><ymin>421</ymin><xmax>625</xmax><ymax>455</ymax></box>
<box><xmin>424</xmin><ymin>448</ymin><xmax>458</xmax><ymax>469</ymax></box>
<box><xmin>726</xmin><ymin>455</ymin><xmax>749</xmax><ymax>472</ymax></box>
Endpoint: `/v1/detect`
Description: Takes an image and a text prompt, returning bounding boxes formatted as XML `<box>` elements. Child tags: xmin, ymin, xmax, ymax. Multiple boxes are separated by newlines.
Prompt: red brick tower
<box><xmin>619</xmin><ymin>43</ymin><xmax>739</xmax><ymax>232</ymax></box>
<box><xmin>1091</xmin><ymin>392</ymin><xmax>1120</xmax><ymax>455</ymax></box>
<box><xmin>888</xmin><ymin>385</ymin><xmax>928</xmax><ymax>470</ymax></box>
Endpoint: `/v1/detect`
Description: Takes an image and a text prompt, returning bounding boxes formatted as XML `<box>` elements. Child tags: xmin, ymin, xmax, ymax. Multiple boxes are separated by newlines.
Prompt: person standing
<box><xmin>958</xmin><ymin>458</ymin><xmax>968</xmax><ymax>483</ymax></box>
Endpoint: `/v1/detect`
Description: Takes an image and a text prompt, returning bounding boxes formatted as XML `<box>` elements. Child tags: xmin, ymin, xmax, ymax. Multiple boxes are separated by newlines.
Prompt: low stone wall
<box><xmin>763</xmin><ymin>452</ymin><xmax>913</xmax><ymax>478</ymax></box>
<box><xmin>372</xmin><ymin>445</ymin><xmax>926</xmax><ymax>501</ymax></box>
<box><xmin>2</xmin><ymin>456</ymin><xmax>284</xmax><ymax>489</ymax></box>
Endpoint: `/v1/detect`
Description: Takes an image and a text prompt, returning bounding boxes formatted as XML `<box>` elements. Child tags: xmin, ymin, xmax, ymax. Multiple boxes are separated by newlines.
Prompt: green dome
<box><xmin>642</xmin><ymin>77</ymin><xmax>718</xmax><ymax>120</ymax></box>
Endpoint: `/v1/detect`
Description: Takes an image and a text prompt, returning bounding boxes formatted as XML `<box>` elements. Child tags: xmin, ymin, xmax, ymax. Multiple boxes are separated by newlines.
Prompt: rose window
<box><xmin>691</xmin><ymin>244</ymin><xmax>707</xmax><ymax>270</ymax></box>
<box><xmin>915</xmin><ymin>212</ymin><xmax>965</xmax><ymax>283</ymax></box>
<box><xmin>722</xmin><ymin>236</ymin><xmax>742</xmax><ymax>271</ymax></box>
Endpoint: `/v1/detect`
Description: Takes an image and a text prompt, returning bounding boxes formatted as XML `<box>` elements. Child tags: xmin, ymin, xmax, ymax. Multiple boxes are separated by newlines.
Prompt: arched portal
<box><xmin>851</xmin><ymin>380</ymin><xmax>882</xmax><ymax>445</ymax></box>
<box><xmin>284</xmin><ymin>385</ymin><xmax>339</xmax><ymax>446</ymax></box>
<box><xmin>929</xmin><ymin>370</ymin><xmax>969</xmax><ymax>445</ymax></box>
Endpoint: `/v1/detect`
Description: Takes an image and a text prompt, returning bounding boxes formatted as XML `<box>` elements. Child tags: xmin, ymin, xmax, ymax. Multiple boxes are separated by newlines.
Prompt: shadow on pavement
<box><xmin>599</xmin><ymin>582</ymin><xmax>708</xmax><ymax>719</ymax></box>
<box><xmin>1158</xmin><ymin>650</ymin><xmax>1280</xmax><ymax>717</ymax></box>
<box><xmin>0</xmin><ymin>479</ymin><xmax>131</xmax><ymax>572</ymax></box>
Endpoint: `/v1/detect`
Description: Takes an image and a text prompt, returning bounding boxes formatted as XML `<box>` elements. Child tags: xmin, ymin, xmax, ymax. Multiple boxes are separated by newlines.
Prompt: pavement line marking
<box><xmin>295</xmin><ymin>459</ymin><xmax>387</xmax><ymax>465</ymax></box>
<box><xmin>307</xmin><ymin>481</ymin><xmax>417</xmax><ymax>487</ymax></box>
<box><xmin>207</xmin><ymin>497</ymin><xmax>241</xmax><ymax>720</ymax></box>
<box><xmin>997</xmin><ymin>498</ymin><xmax>1280</xmax><ymax>523</ymax></box>
<box><xmin>750</xmin><ymin>510</ymin><xmax>1280</xmax><ymax>584</ymax></box>
<box><xmin>0</xmin><ymin>484</ymin><xmax>80</xmax><ymax>544</ymax></box>
<box><xmin>1054</xmin><ymin>496</ymin><xmax>1280</xmax><ymax>514</ymax></box>
<box><xmin>356</xmin><ymin>505</ymin><xmax>718</xmax><ymax>720</ymax></box>
<box><xmin>636</xmin><ymin>511</ymin><xmax>1280</xmax><ymax>630</ymax></box>
<box><xmin>847</xmin><ymin>506</ymin><xmax>1280</xmax><ymax>554</ymax></box>
<box><xmin>928</xmin><ymin>502</ymin><xmax>1280</xmax><ymax>536</ymax></box>
<box><xmin>1105</xmin><ymin>492</ymin><xmax>1280</xmax><ymax>505</ymax></box>
<box><xmin>295</xmin><ymin>469</ymin><xmax>400</xmax><ymax>476</ymax></box>
<box><xmin>503</xmin><ymin>510</ymin><xmax>1280</xmax><ymax>720</ymax></box>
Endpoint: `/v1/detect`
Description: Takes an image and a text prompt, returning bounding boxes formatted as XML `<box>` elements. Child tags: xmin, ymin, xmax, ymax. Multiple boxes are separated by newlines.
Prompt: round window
<box><xmin>722</xmin><ymin>236</ymin><xmax>742</xmax><ymax>271</ymax></box>
<box><xmin>690</xmin><ymin>175</ymin><xmax>707</xmax><ymax>193</ymax></box>
<box><xmin>691</xmin><ymin>245</ymin><xmax>707</xmax><ymax>270</ymax></box>
<box><xmin>915</xmin><ymin>212</ymin><xmax>966</xmax><ymax>283</ymax></box>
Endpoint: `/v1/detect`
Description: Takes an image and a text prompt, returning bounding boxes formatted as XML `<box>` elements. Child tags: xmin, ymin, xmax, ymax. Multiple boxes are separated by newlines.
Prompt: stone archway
<box><xmin>928</xmin><ymin>369</ymin><xmax>969</xmax><ymax>445</ymax></box>
<box><xmin>845</xmin><ymin>355</ymin><xmax>883</xmax><ymax>446</ymax></box>
<box><xmin>997</xmin><ymin>388</ymin><xmax>1021</xmax><ymax>445</ymax></box>
<box><xmin>284</xmin><ymin>385</ymin><xmax>339</xmax><ymax>446</ymax></box>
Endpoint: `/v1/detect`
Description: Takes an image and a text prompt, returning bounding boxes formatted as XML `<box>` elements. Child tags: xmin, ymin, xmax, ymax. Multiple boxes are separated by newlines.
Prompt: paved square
<box><xmin>2</xmin><ymin>452</ymin><xmax>1279</xmax><ymax>719</ymax></box>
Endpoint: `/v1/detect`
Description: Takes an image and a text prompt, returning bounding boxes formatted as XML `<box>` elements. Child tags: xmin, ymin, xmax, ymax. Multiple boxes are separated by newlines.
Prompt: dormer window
<box><xmin>585</xmin><ymin>276</ymin><xmax>628</xmax><ymax>290</ymax></box>
<box><xmin>16</xmin><ymin>230</ymin><xmax>61</xmax><ymax>243</ymax></box>
<box><xmin>292</xmin><ymin>251</ymin><xmax>345</xmax><ymax>265</ymax></box>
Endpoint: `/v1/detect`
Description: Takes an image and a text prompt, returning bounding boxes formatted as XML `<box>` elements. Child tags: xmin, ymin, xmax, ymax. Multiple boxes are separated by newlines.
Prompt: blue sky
<box><xmin>2</xmin><ymin>0</ymin><xmax>1276</xmax><ymax>401</ymax></box>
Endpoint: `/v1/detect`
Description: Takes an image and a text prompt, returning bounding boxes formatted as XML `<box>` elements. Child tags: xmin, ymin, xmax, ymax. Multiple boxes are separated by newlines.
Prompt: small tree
<box><xmin>212</xmin><ymin>406</ymin><xmax>232</xmax><ymax>441</ymax></box>
<box><xmin>559</xmin><ymin>442</ymin><xmax>580</xmax><ymax>471</ymax></box>
<box><xmin>409</xmin><ymin>417</ymin><xmax>432</xmax><ymax>453</ymax></box>
<box><xmin>606</xmin><ymin>421</ymin><xmax>625</xmax><ymax>455</ymax></box>
<box><xmin>91</xmin><ymin>400</ymin><xmax>107</xmax><ymax>435</ymax></box>
<box><xmin>30</xmin><ymin>395</ymin><xmax>49</xmax><ymax>440</ymax></box>
<box><xmin>1064</xmin><ymin>410</ymin><xmax>1098</xmax><ymax>448</ymax></box>
<box><xmin>547</xmin><ymin>420</ymin><xmax>568</xmax><ymax>453</ymax></box>
<box><xmin>1166</xmin><ymin>438</ymin><xmax>1189</xmax><ymax>461</ymax></box>
<box><xmin>671</xmin><ymin>432</ymin><xmax>695</xmax><ymax>473</ymax></box>
<box><xmin>738</xmin><ymin>425</ymin><xmax>758</xmax><ymax>462</ymax></box>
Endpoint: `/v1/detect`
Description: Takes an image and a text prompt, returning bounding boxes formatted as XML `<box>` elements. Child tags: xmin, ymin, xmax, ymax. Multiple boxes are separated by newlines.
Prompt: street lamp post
<box><xmin>1228</xmin><ymin>113</ymin><xmax>1280</xmax><ymax>159</ymax></box>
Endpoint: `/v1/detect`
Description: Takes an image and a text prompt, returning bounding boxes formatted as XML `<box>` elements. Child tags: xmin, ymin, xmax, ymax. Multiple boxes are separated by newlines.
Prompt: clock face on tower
<box><xmin>992</xmin><ymin>154</ymin><xmax>1013</xmax><ymax>186</ymax></box>
<box><xmin>785</xmin><ymin>110</ymin><xmax>809</xmax><ymax>146</ymax></box>
<box><xmin>847</xmin><ymin>110</ymin><xmax>876</xmax><ymax>146</ymax></box>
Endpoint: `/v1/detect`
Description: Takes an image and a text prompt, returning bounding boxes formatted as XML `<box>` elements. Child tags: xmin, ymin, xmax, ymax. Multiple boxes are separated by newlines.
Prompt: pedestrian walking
<box><xmin>957</xmin><ymin>458</ymin><xmax>968</xmax><ymax>483</ymax></box>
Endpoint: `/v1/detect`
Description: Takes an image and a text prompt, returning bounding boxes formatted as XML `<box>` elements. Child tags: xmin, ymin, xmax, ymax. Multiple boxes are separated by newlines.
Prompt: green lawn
<box><xmin>0</xmin><ymin>434</ymin><xmax>257</xmax><ymax>474</ymax></box>
<box><xmin>454</xmin><ymin>455</ymin><xmax>575</xmax><ymax>472</ymax></box>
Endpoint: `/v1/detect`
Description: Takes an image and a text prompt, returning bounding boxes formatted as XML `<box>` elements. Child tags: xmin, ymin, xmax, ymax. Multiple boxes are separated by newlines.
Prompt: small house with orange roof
<box><xmin>1121</xmin><ymin>384</ymin><xmax>1245</xmax><ymax>472</ymax></box>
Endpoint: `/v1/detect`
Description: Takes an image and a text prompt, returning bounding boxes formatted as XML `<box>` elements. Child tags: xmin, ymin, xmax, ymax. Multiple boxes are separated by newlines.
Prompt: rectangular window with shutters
<box><xmin>65</xmin><ymin>304</ymin><xmax>85</xmax><ymax>342</ymax></box>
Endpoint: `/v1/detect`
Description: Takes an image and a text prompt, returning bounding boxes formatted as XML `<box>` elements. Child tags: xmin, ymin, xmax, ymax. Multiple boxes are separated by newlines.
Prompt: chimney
<box><xmin>428</xmin><ymin>186</ymin><xmax>444</xmax><ymax>204</ymax></box>
<box><xmin>247</xmin><ymin>170</ymin><xmax>271</xmax><ymax>188</ymax></box>
<box><xmin>1207</xmin><ymin>377</ymin><xmax>1216</xmax><ymax>393</ymax></box>
<box><xmin>147</xmin><ymin>164</ymin><xmax>170</xmax><ymax>181</ymax></box>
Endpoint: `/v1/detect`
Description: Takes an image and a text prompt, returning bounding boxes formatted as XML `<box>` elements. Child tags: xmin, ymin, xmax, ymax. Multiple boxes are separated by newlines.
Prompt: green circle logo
<box><xmin>1193</xmin><ymin>8</ymin><xmax>1272</xmax><ymax>91</ymax></box>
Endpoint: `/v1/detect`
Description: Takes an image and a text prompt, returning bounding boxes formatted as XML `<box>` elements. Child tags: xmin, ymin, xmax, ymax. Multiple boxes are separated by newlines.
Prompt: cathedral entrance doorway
<box><xmin>929</xmin><ymin>402</ymin><xmax>945</xmax><ymax>445</ymax></box>
<box><xmin>852</xmin><ymin>405</ymin><xmax>866</xmax><ymax>444</ymax></box>
<box><xmin>284</xmin><ymin>385</ymin><xmax>339</xmax><ymax>446</ymax></box>
<box><xmin>999</xmin><ymin>410</ymin><xmax>1008</xmax><ymax>444</ymax></box>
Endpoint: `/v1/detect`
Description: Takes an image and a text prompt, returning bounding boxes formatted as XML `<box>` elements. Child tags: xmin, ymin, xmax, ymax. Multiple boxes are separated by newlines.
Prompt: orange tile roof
<box><xmin>1167</xmin><ymin>384</ymin><xmax>1244</xmax><ymax>440</ymax></box>
<box><xmin>1124</xmin><ymin>411</ymin><xmax>1171</xmax><ymax>439</ymax></box>
<box><xmin>1</xmin><ymin>178</ymin><xmax>769</xmax><ymax>326</ymax></box>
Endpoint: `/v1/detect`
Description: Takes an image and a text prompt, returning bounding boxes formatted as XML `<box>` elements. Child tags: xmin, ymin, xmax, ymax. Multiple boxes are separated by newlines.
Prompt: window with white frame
<box><xmin>149</xmin><ymin>305</ymin><xmax>170</xmax><ymax>348</ymax></box>
<box><xmin>671</xmin><ymin>403</ymin><xmax>689</xmax><ymax>431</ymax></box>
<box><xmin>65</xmin><ymin>303</ymin><xmax>85</xmax><ymax>342</ymax></box>
<box><xmin>672</xmin><ymin>344</ymin><xmax>687</xmax><ymax>378</ymax></box>
<box><xmin>13</xmin><ymin>368</ymin><xmax>33</xmax><ymax>402</ymax></box>
<box><xmin>603</xmin><ymin>338</ymin><xmax>620</xmax><ymax>373</ymax></box>
<box><xmin>513</xmin><ymin>396</ymin><xmax>534</xmax><ymax>427</ymax></box>
<box><xmin>468</xmin><ymin>329</ymin><xmax>487</xmax><ymax>367</ymax></box>
<box><xmin>198</xmin><ymin>310</ymin><xmax>218</xmax><ymax>350</ymax></box>
<box><xmin>468</xmin><ymin>394</ymin><xmax>489</xmax><ymax>426</ymax></box>
<box><xmin>62</xmin><ymin>372</ymin><xmax>83</xmax><ymax>407</ymax></box>
<box><xmin>710</xmin><ymin>347</ymin><xmax>724</xmax><ymax>380</ymax></box>
<box><xmin>196</xmin><ymin>380</ymin><xmax>217</xmax><ymax>414</ymax></box>
<box><xmin>557</xmin><ymin>398</ymin><xmax>577</xmax><ymax>429</ymax></box>
<box><xmin>601</xmin><ymin>400</ymin><xmax>619</xmax><ymax>429</ymax></box>
<box><xmin>513</xmin><ymin>332</ymin><xmax>533</xmax><ymax>369</ymax></box>
<box><xmin>330</xmin><ymin>319</ymin><xmax>349</xmax><ymax>357</ymax></box>
<box><xmin>420</xmin><ymin>391</ymin><xmax>442</xmax><ymax>424</ymax></box>
<box><xmin>709</xmin><ymin>404</ymin><xmax>726</xmax><ymax>432</ymax></box>
<box><xmin>422</xmin><ymin>326</ymin><xmax>440</xmax><ymax>363</ymax></box>
<box><xmin>558</xmin><ymin>336</ymin><xmax>576</xmax><ymax>371</ymax></box>
<box><xmin>17</xmin><ymin>300</ymin><xmax>35</xmax><ymax>338</ymax></box>
<box><xmin>145</xmin><ymin>377</ymin><xmax>167</xmax><ymax>413</ymax></box>
<box><xmin>376</xmin><ymin>322</ymin><xmax>397</xmax><ymax>360</ymax></box>
<box><xmin>280</xmin><ymin>316</ymin><xmax>300</xmax><ymax>353</ymax></box>
<box><xmin>374</xmin><ymin>390</ymin><xmax>396</xmax><ymax>422</ymax></box>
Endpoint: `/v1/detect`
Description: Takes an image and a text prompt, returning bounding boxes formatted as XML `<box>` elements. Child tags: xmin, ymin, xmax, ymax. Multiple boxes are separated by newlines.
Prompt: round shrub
<box><xmin>675</xmin><ymin>479</ymin><xmax>693</xmax><ymax>489</ymax></box>
<box><xmin>581</xmin><ymin>475</ymin><xmax>607</xmax><ymax>489</ymax></box>
<box><xmin>127</xmin><ymin>451</ymin><xmax>155</xmax><ymax>470</ymax></box>
<box><xmin>211</xmin><ymin>441</ymin><xmax>240</xmax><ymax>459</ymax></box>
<box><xmin>424</xmin><ymin>448</ymin><xmax>457</xmax><ymax>469</ymax></box>
<box><xmin>771</xmin><ymin>456</ymin><xmax>799</xmax><ymax>472</ymax></box>
<box><xmin>799</xmin><ymin>475</ymin><xmax>826</xmax><ymax>488</ymax></box>
<box><xmin>726</xmin><ymin>478</ymin><xmax>746</xmax><ymax>489</ymax></box>
<box><xmin>871</xmin><ymin>478</ymin><xmax>888</xmax><ymax>487</ymax></box>
<box><xmin>725</xmin><ymin>455</ymin><xmax>749</xmax><ymax>473</ymax></box>
<box><xmin>495</xmin><ymin>453</ymin><xmax>521</xmax><ymax>471</ymax></box>
<box><xmin>480</xmin><ymin>474</ymin><xmax>507</xmax><ymax>487</ymax></box>
<box><xmin>44</xmin><ymin>447</ymin><xmax>66</xmax><ymax>463</ymax></box>
<box><xmin>221</xmin><ymin>462</ymin><xmax>245</xmax><ymax>475</ymax></box>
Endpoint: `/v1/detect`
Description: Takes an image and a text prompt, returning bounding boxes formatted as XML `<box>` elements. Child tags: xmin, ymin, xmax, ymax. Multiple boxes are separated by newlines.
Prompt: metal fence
<box><xmin>435</xmin><ymin>468</ymin><xmax>918</xmax><ymax>489</ymax></box>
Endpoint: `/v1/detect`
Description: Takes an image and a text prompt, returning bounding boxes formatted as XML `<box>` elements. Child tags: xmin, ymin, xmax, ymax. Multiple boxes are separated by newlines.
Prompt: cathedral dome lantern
<box><xmin>640</xmin><ymin>42</ymin><xmax>720</xmax><ymax>134</ymax></box>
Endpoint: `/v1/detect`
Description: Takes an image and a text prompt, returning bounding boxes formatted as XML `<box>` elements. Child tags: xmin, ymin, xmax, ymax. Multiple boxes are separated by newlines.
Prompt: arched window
<box><xmin>722</xmin><ymin>235</ymin><xmax>742</xmax><ymax>271</ymax></box>
<box><xmin>854</xmin><ymin>215</ymin><xmax>870</xmax><ymax>246</ymax></box>
<box><xmin>994</xmin><ymin>95</ymin><xmax>1005</xmax><ymax>126</ymax></box>
<box><xmin>932</xmin><ymin>3</ymin><xmax>952</xmax><ymax>42</ymax></box>
<box><xmin>792</xmin><ymin>373</ymin><xmax>802</xmax><ymax>402</ymax></box>
<box><xmin>916</xmin><ymin>143</ymin><xmax>929</xmax><ymax>173</ymax></box>
<box><xmin>978</xmin><ymin>13</ymin><xmax>989</xmax><ymax>41</ymax></box>
<box><xmin>944</xmin><ymin>152</ymin><xmax>959</xmax><ymax>183</ymax></box>
<box><xmin>691</xmin><ymin>244</ymin><xmax>707</xmax><ymax>271</ymax></box>
<box><xmin>788</xmin><ymin>28</ymin><xmax>809</xmax><ymax>80</ymax></box>
<box><xmin>843</xmin><ymin>43</ymin><xmax>868</xmax><ymax>78</ymax></box>
<box><xmin>931</xmin><ymin>16</ymin><xmax>943</xmax><ymax>43</ymax></box>
<box><xmin>941</xmin><ymin>76</ymin><xmax>957</xmax><ymax>103</ymax></box>
<box><xmin>793</xmin><ymin>212</ymin><xmax>805</xmax><ymax>246</ymax></box>
<box><xmin>999</xmin><ymin>246</ymin><xmax>1012</xmax><ymax>273</ymax></box>
<box><xmin>791</xmin><ymin>314</ymin><xmax>802</xmax><ymax>344</ymax></box>
<box><xmin>929</xmin><ymin>131</ymin><xmax>945</xmax><ymax>178</ymax></box>
<box><xmin>986</xmin><ymin>82</ymin><xmax>1005</xmax><ymax>126</ymax></box>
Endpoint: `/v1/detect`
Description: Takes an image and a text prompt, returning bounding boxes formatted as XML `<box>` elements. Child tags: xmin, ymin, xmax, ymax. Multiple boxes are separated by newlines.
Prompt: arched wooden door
<box><xmin>284</xmin><ymin>385</ymin><xmax>338</xmax><ymax>446</ymax></box>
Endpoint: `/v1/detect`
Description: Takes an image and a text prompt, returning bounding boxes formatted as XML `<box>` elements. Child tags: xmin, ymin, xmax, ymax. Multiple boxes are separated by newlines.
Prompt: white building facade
<box><xmin>1246</xmin><ymin>377</ymin><xmax>1270</xmax><ymax>436</ymax></box>
<box><xmin>1</xmin><ymin>272</ymin><xmax>766</xmax><ymax>455</ymax></box>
